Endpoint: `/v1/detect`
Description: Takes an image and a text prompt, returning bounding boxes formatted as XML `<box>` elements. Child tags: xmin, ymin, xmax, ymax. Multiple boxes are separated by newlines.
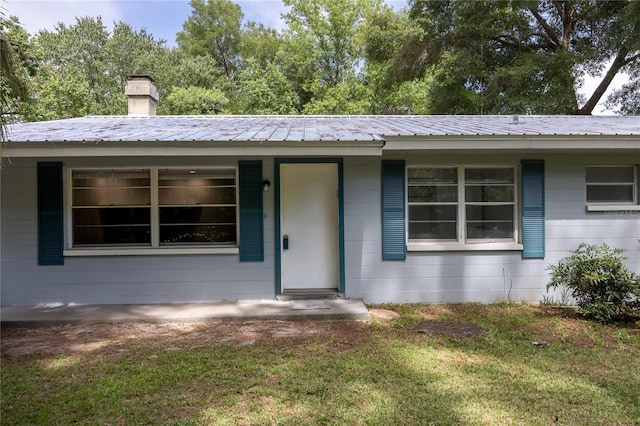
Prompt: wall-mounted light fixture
<box><xmin>263</xmin><ymin>180</ymin><xmax>271</xmax><ymax>192</ymax></box>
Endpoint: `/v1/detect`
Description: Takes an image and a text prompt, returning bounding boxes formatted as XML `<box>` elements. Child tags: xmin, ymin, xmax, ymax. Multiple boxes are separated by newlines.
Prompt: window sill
<box><xmin>586</xmin><ymin>205</ymin><xmax>640</xmax><ymax>212</ymax></box>
<box><xmin>64</xmin><ymin>247</ymin><xmax>240</xmax><ymax>257</ymax></box>
<box><xmin>407</xmin><ymin>242</ymin><xmax>523</xmax><ymax>252</ymax></box>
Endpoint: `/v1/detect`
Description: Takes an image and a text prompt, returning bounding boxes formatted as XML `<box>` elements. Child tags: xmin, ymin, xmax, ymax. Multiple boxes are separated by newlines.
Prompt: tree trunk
<box><xmin>576</xmin><ymin>46</ymin><xmax>629</xmax><ymax>115</ymax></box>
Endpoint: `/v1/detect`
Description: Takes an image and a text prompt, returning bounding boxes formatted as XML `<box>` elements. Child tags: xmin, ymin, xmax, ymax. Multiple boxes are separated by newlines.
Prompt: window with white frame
<box><xmin>408</xmin><ymin>166</ymin><xmax>516</xmax><ymax>243</ymax></box>
<box><xmin>158</xmin><ymin>169</ymin><xmax>237</xmax><ymax>245</ymax></box>
<box><xmin>71</xmin><ymin>168</ymin><xmax>237</xmax><ymax>248</ymax></box>
<box><xmin>586</xmin><ymin>166</ymin><xmax>637</xmax><ymax>205</ymax></box>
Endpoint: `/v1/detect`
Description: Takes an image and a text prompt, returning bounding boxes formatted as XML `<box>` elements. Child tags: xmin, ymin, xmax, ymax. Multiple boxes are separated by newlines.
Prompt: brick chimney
<box><xmin>124</xmin><ymin>75</ymin><xmax>159</xmax><ymax>116</ymax></box>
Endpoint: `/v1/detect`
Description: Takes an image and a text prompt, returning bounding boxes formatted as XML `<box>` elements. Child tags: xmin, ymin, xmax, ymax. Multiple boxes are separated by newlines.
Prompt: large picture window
<box><xmin>408</xmin><ymin>166</ymin><xmax>516</xmax><ymax>244</ymax></box>
<box><xmin>71</xmin><ymin>168</ymin><xmax>237</xmax><ymax>248</ymax></box>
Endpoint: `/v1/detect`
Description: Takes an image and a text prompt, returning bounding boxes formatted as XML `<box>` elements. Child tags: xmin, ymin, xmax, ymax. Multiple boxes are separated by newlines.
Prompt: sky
<box><xmin>3</xmin><ymin>0</ymin><xmax>629</xmax><ymax>114</ymax></box>
<box><xmin>4</xmin><ymin>0</ymin><xmax>298</xmax><ymax>44</ymax></box>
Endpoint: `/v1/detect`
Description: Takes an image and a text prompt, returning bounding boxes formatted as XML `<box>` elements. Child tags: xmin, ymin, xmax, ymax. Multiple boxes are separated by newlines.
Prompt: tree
<box><xmin>25</xmin><ymin>74</ymin><xmax>90</xmax><ymax>121</ymax></box>
<box><xmin>163</xmin><ymin>86</ymin><xmax>228</xmax><ymax>114</ymax></box>
<box><xmin>1</xmin><ymin>15</ymin><xmax>35</xmax><ymax>137</ymax></box>
<box><xmin>607</xmin><ymin>80</ymin><xmax>640</xmax><ymax>115</ymax></box>
<box><xmin>597</xmin><ymin>0</ymin><xmax>640</xmax><ymax>115</ymax></box>
<box><xmin>30</xmin><ymin>16</ymin><xmax>168</xmax><ymax>118</ymax></box>
<box><xmin>303</xmin><ymin>78</ymin><xmax>372</xmax><ymax>114</ymax></box>
<box><xmin>390</xmin><ymin>0</ymin><xmax>640</xmax><ymax>115</ymax></box>
<box><xmin>240</xmin><ymin>22</ymin><xmax>282</xmax><ymax>68</ymax></box>
<box><xmin>105</xmin><ymin>22</ymin><xmax>169</xmax><ymax>95</ymax></box>
<box><xmin>177</xmin><ymin>0</ymin><xmax>243</xmax><ymax>79</ymax></box>
<box><xmin>278</xmin><ymin>0</ymin><xmax>385</xmax><ymax>112</ymax></box>
<box><xmin>235</xmin><ymin>59</ymin><xmax>298</xmax><ymax>114</ymax></box>
<box><xmin>362</xmin><ymin>5</ymin><xmax>425</xmax><ymax>113</ymax></box>
<box><xmin>36</xmin><ymin>17</ymin><xmax>112</xmax><ymax>113</ymax></box>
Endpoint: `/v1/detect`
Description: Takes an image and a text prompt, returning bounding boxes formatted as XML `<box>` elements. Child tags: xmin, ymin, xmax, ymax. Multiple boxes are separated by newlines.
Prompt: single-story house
<box><xmin>1</xmin><ymin>76</ymin><xmax>639</xmax><ymax>306</ymax></box>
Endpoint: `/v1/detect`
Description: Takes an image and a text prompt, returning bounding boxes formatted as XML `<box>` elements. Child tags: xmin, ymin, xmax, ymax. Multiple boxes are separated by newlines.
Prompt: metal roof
<box><xmin>5</xmin><ymin>114</ymin><xmax>640</xmax><ymax>143</ymax></box>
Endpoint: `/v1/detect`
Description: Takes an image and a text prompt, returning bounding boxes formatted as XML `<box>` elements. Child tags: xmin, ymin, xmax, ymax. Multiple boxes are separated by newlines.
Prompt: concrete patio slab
<box><xmin>0</xmin><ymin>299</ymin><xmax>370</xmax><ymax>326</ymax></box>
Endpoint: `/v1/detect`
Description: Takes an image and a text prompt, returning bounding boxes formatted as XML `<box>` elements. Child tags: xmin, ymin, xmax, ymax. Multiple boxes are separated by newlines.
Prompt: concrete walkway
<box><xmin>0</xmin><ymin>299</ymin><xmax>369</xmax><ymax>326</ymax></box>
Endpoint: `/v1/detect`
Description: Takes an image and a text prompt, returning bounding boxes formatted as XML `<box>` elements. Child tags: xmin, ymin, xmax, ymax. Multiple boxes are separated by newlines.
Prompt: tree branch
<box><xmin>552</xmin><ymin>0</ymin><xmax>564</xmax><ymax>18</ymax></box>
<box><xmin>490</xmin><ymin>35</ymin><xmax>535</xmax><ymax>53</ymax></box>
<box><xmin>561</xmin><ymin>2</ymin><xmax>574</xmax><ymax>50</ymax></box>
<box><xmin>528</xmin><ymin>6</ymin><xmax>561</xmax><ymax>49</ymax></box>
<box><xmin>574</xmin><ymin>3</ymin><xmax>598</xmax><ymax>21</ymax></box>
<box><xmin>623</xmin><ymin>51</ymin><xmax>640</xmax><ymax>65</ymax></box>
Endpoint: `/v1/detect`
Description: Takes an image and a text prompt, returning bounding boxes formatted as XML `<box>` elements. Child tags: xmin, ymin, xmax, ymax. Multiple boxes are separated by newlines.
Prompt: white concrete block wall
<box><xmin>343</xmin><ymin>154</ymin><xmax>640</xmax><ymax>304</ymax></box>
<box><xmin>1</xmin><ymin>157</ymin><xmax>277</xmax><ymax>305</ymax></box>
<box><xmin>544</xmin><ymin>155</ymin><xmax>640</xmax><ymax>269</ymax></box>
<box><xmin>2</xmin><ymin>153</ymin><xmax>638</xmax><ymax>306</ymax></box>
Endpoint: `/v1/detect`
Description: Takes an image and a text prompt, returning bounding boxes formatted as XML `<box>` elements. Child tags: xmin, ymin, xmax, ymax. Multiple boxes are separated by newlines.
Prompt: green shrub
<box><xmin>547</xmin><ymin>243</ymin><xmax>640</xmax><ymax>323</ymax></box>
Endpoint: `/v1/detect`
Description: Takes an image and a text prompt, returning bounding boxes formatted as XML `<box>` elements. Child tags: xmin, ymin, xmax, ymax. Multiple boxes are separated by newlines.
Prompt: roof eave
<box><xmin>0</xmin><ymin>139</ymin><xmax>385</xmax><ymax>158</ymax></box>
<box><xmin>382</xmin><ymin>134</ymin><xmax>640</xmax><ymax>153</ymax></box>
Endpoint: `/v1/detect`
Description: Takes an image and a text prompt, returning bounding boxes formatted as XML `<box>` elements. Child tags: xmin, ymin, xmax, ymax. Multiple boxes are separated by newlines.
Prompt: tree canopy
<box><xmin>2</xmin><ymin>0</ymin><xmax>638</xmax><ymax>122</ymax></box>
<box><xmin>386</xmin><ymin>0</ymin><xmax>640</xmax><ymax>115</ymax></box>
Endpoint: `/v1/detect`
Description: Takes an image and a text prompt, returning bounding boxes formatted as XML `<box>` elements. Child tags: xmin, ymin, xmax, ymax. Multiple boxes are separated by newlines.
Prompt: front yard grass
<box><xmin>2</xmin><ymin>304</ymin><xmax>639</xmax><ymax>425</ymax></box>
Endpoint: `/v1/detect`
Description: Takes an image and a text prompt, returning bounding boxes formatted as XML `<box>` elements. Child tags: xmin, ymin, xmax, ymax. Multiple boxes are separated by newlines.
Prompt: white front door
<box><xmin>280</xmin><ymin>163</ymin><xmax>339</xmax><ymax>291</ymax></box>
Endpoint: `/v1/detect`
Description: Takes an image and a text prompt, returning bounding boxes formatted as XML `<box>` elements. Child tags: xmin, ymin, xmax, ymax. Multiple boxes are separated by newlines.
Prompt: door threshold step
<box><xmin>277</xmin><ymin>290</ymin><xmax>342</xmax><ymax>301</ymax></box>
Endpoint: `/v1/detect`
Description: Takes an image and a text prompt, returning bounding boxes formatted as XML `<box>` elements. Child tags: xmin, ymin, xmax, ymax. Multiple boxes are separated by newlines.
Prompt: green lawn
<box><xmin>2</xmin><ymin>304</ymin><xmax>639</xmax><ymax>425</ymax></box>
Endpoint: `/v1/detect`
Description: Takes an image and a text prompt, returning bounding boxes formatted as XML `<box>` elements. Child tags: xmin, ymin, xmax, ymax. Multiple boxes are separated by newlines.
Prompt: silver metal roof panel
<box><xmin>5</xmin><ymin>115</ymin><xmax>640</xmax><ymax>143</ymax></box>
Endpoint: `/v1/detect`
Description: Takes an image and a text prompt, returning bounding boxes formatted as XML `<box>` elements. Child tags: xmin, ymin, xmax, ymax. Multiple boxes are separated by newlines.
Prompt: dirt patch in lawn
<box><xmin>0</xmin><ymin>320</ymin><xmax>373</xmax><ymax>358</ymax></box>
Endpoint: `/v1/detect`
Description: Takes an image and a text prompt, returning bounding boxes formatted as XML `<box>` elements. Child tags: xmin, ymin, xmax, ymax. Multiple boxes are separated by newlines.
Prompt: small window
<box><xmin>408</xmin><ymin>166</ymin><xmax>516</xmax><ymax>244</ymax></box>
<box><xmin>586</xmin><ymin>166</ymin><xmax>636</xmax><ymax>204</ymax></box>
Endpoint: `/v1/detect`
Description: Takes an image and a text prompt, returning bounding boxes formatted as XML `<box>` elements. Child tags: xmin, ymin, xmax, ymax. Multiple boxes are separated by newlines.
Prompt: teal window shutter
<box><xmin>239</xmin><ymin>160</ymin><xmax>264</xmax><ymax>262</ymax></box>
<box><xmin>381</xmin><ymin>160</ymin><xmax>406</xmax><ymax>260</ymax></box>
<box><xmin>521</xmin><ymin>160</ymin><xmax>545</xmax><ymax>259</ymax></box>
<box><xmin>37</xmin><ymin>162</ymin><xmax>64</xmax><ymax>265</ymax></box>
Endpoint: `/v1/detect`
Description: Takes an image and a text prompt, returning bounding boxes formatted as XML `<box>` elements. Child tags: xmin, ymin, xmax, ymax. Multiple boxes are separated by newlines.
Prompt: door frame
<box><xmin>274</xmin><ymin>158</ymin><xmax>345</xmax><ymax>295</ymax></box>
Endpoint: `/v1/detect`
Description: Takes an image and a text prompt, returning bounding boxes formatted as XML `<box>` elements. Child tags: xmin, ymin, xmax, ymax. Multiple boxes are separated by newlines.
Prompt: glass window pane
<box><xmin>159</xmin><ymin>169</ymin><xmax>236</xmax><ymax>206</ymax></box>
<box><xmin>466</xmin><ymin>205</ymin><xmax>514</xmax><ymax>221</ymax></box>
<box><xmin>408</xmin><ymin>168</ymin><xmax>457</xmax><ymax>184</ymax></box>
<box><xmin>409</xmin><ymin>204</ymin><xmax>457</xmax><ymax>240</ymax></box>
<box><xmin>73</xmin><ymin>188</ymin><xmax>150</xmax><ymax>206</ymax></box>
<box><xmin>160</xmin><ymin>225</ymin><xmax>236</xmax><ymax>245</ymax></box>
<box><xmin>159</xmin><ymin>206</ymin><xmax>236</xmax><ymax>224</ymax></box>
<box><xmin>586</xmin><ymin>185</ymin><xmax>634</xmax><ymax>203</ymax></box>
<box><xmin>159</xmin><ymin>206</ymin><xmax>236</xmax><ymax>244</ymax></box>
<box><xmin>73</xmin><ymin>226</ymin><xmax>151</xmax><ymax>246</ymax></box>
<box><xmin>159</xmin><ymin>169</ymin><xmax>235</xmax><ymax>180</ymax></box>
<box><xmin>160</xmin><ymin>178</ymin><xmax>236</xmax><ymax>187</ymax></box>
<box><xmin>73</xmin><ymin>177</ymin><xmax>150</xmax><ymax>188</ymax></box>
<box><xmin>72</xmin><ymin>207</ymin><xmax>151</xmax><ymax>246</ymax></box>
<box><xmin>72</xmin><ymin>169</ymin><xmax>150</xmax><ymax>186</ymax></box>
<box><xmin>465</xmin><ymin>168</ymin><xmax>514</xmax><ymax>184</ymax></box>
<box><xmin>409</xmin><ymin>205</ymin><xmax>457</xmax><ymax>221</ymax></box>
<box><xmin>72</xmin><ymin>169</ymin><xmax>150</xmax><ymax>206</ymax></box>
<box><xmin>466</xmin><ymin>205</ymin><xmax>514</xmax><ymax>240</ymax></box>
<box><xmin>72</xmin><ymin>169</ymin><xmax>152</xmax><ymax>246</ymax></box>
<box><xmin>409</xmin><ymin>222</ymin><xmax>457</xmax><ymax>240</ymax></box>
<box><xmin>159</xmin><ymin>187</ymin><xmax>236</xmax><ymax>205</ymax></box>
<box><xmin>467</xmin><ymin>221</ymin><xmax>514</xmax><ymax>240</ymax></box>
<box><xmin>408</xmin><ymin>186</ymin><xmax>458</xmax><ymax>202</ymax></box>
<box><xmin>465</xmin><ymin>185</ymin><xmax>514</xmax><ymax>202</ymax></box>
<box><xmin>73</xmin><ymin>207</ymin><xmax>150</xmax><ymax>225</ymax></box>
<box><xmin>586</xmin><ymin>167</ymin><xmax>634</xmax><ymax>183</ymax></box>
